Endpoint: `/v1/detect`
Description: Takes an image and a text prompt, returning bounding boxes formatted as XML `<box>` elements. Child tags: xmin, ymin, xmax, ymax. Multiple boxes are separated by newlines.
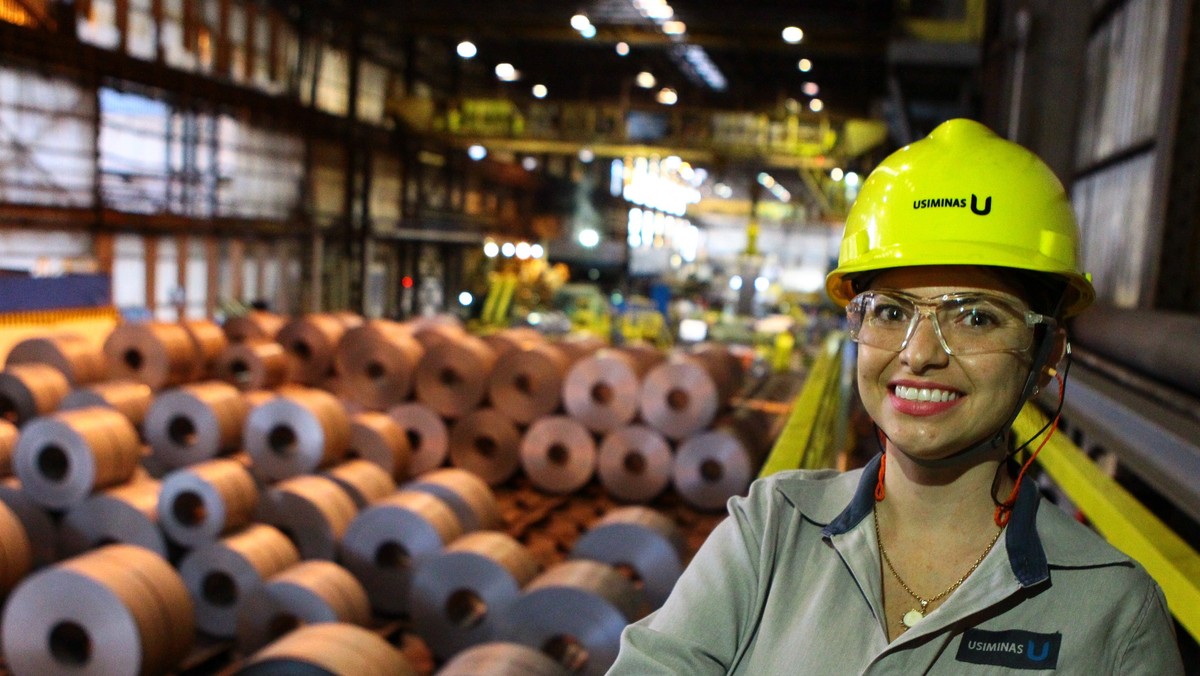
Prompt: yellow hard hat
<box><xmin>826</xmin><ymin>118</ymin><xmax>1094</xmax><ymax>317</ymax></box>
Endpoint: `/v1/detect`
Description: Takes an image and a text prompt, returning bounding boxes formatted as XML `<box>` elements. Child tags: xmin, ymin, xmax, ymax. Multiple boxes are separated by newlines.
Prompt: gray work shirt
<box><xmin>610</xmin><ymin>454</ymin><xmax>1183</xmax><ymax>674</ymax></box>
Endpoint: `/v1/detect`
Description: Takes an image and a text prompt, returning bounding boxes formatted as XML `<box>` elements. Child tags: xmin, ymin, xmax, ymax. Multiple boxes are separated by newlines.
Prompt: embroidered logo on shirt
<box><xmin>956</xmin><ymin>629</ymin><xmax>1061</xmax><ymax>670</ymax></box>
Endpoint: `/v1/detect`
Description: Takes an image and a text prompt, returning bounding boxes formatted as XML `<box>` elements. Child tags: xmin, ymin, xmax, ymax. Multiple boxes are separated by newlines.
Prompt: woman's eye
<box><xmin>872</xmin><ymin>303</ymin><xmax>909</xmax><ymax>323</ymax></box>
<box><xmin>959</xmin><ymin>308</ymin><xmax>1001</xmax><ymax>328</ymax></box>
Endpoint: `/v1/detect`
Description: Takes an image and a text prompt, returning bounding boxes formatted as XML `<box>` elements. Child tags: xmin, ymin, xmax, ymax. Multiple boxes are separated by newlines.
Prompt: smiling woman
<box><xmin>606</xmin><ymin>119</ymin><xmax>1185</xmax><ymax>674</ymax></box>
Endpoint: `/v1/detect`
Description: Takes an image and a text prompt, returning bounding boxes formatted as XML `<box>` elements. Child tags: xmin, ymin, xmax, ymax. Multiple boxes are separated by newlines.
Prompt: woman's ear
<box><xmin>1037</xmin><ymin>328</ymin><xmax>1068</xmax><ymax>390</ymax></box>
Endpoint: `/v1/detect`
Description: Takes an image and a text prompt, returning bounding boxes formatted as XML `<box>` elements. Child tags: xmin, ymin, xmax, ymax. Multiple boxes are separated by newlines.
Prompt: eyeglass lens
<box><xmin>849</xmin><ymin>292</ymin><xmax>1036</xmax><ymax>354</ymax></box>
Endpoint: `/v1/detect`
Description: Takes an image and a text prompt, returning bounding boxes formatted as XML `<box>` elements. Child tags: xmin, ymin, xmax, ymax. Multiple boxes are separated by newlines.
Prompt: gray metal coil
<box><xmin>404</xmin><ymin>467</ymin><xmax>503</xmax><ymax>532</ymax></box>
<box><xmin>178</xmin><ymin>523</ymin><xmax>300</xmax><ymax>638</ymax></box>
<box><xmin>255</xmin><ymin>475</ymin><xmax>359</xmax><ymax>561</ymax></box>
<box><xmin>158</xmin><ymin>457</ymin><xmax>259</xmax><ymax>547</ymax></box>
<box><xmin>2</xmin><ymin>544</ymin><xmax>194</xmax><ymax>676</ymax></box>
<box><xmin>236</xmin><ymin>560</ymin><xmax>371</xmax><ymax>652</ymax></box>
<box><xmin>145</xmin><ymin>380</ymin><xmax>249</xmax><ymax>470</ymax></box>
<box><xmin>13</xmin><ymin>406</ymin><xmax>142</xmax><ymax>509</ymax></box>
<box><xmin>409</xmin><ymin>531</ymin><xmax>540</xmax><ymax>660</ymax></box>
<box><xmin>340</xmin><ymin>490</ymin><xmax>464</xmax><ymax>616</ymax></box>
<box><xmin>60</xmin><ymin>476</ymin><xmax>168</xmax><ymax>558</ymax></box>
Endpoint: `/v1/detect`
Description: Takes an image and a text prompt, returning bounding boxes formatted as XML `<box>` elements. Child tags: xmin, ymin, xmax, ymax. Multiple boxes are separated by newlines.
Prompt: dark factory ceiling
<box><xmin>274</xmin><ymin>0</ymin><xmax>976</xmax><ymax>126</ymax></box>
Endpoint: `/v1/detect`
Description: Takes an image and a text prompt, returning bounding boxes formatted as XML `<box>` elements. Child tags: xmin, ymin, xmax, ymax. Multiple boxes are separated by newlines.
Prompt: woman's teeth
<box><xmin>894</xmin><ymin>386</ymin><xmax>959</xmax><ymax>402</ymax></box>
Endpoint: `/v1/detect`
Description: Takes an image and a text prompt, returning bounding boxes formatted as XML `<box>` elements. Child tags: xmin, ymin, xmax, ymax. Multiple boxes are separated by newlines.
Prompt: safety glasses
<box><xmin>846</xmin><ymin>289</ymin><xmax>1055</xmax><ymax>355</ymax></box>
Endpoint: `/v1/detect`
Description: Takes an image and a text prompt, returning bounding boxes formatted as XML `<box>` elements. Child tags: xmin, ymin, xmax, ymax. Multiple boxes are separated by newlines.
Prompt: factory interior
<box><xmin>0</xmin><ymin>0</ymin><xmax>1198</xmax><ymax>673</ymax></box>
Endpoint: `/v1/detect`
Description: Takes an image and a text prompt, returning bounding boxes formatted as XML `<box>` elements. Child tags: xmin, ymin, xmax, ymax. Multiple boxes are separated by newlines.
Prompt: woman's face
<box><xmin>855</xmin><ymin>265</ymin><xmax>1035</xmax><ymax>462</ymax></box>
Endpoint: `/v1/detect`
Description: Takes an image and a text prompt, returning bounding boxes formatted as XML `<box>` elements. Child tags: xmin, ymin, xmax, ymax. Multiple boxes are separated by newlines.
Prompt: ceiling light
<box><xmin>467</xmin><ymin>145</ymin><xmax>487</xmax><ymax>161</ymax></box>
<box><xmin>579</xmin><ymin>228</ymin><xmax>600</xmax><ymax>248</ymax></box>
<box><xmin>531</xmin><ymin>244</ymin><xmax>544</xmax><ymax>259</ymax></box>
<box><xmin>456</xmin><ymin>41</ymin><xmax>477</xmax><ymax>59</ymax></box>
<box><xmin>635</xmin><ymin>71</ymin><xmax>657</xmax><ymax>88</ymax></box>
<box><xmin>831</xmin><ymin>167</ymin><xmax>844</xmax><ymax>181</ymax></box>
<box><xmin>646</xmin><ymin>4</ymin><xmax>673</xmax><ymax>20</ymax></box>
<box><xmin>515</xmin><ymin>242</ymin><xmax>532</xmax><ymax>259</ymax></box>
<box><xmin>522</xmin><ymin>156</ymin><xmax>538</xmax><ymax>171</ymax></box>
<box><xmin>580</xmin><ymin>24</ymin><xmax>597</xmax><ymax>39</ymax></box>
<box><xmin>662</xmin><ymin>20</ymin><xmax>686</xmax><ymax>35</ymax></box>
<box><xmin>656</xmin><ymin>88</ymin><xmax>678</xmax><ymax>105</ymax></box>
<box><xmin>501</xmin><ymin>242</ymin><xmax>516</xmax><ymax>257</ymax></box>
<box><xmin>809</xmin><ymin>98</ymin><xmax>824</xmax><ymax>112</ymax></box>
<box><xmin>483</xmin><ymin>241</ymin><xmax>500</xmax><ymax>258</ymax></box>
<box><xmin>616</xmin><ymin>41</ymin><xmax>630</xmax><ymax>56</ymax></box>
<box><xmin>802</xmin><ymin>82</ymin><xmax>819</xmax><ymax>96</ymax></box>
<box><xmin>798</xmin><ymin>58</ymin><xmax>813</xmax><ymax>72</ymax></box>
<box><xmin>845</xmin><ymin>171</ymin><xmax>860</xmax><ymax>187</ymax></box>
<box><xmin>495</xmin><ymin>63</ymin><xmax>519</xmax><ymax>81</ymax></box>
<box><xmin>458</xmin><ymin>291</ymin><xmax>474</xmax><ymax>306</ymax></box>
<box><xmin>532</xmin><ymin>84</ymin><xmax>548</xmax><ymax>98</ymax></box>
<box><xmin>782</xmin><ymin>26</ymin><xmax>804</xmax><ymax>44</ymax></box>
<box><xmin>578</xmin><ymin>148</ymin><xmax>596</xmax><ymax>163</ymax></box>
<box><xmin>570</xmin><ymin>14</ymin><xmax>591</xmax><ymax>31</ymax></box>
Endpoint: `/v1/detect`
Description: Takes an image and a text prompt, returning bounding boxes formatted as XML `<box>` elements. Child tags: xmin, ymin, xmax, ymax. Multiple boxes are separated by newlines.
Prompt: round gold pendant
<box><xmin>902</xmin><ymin>609</ymin><xmax>925</xmax><ymax>628</ymax></box>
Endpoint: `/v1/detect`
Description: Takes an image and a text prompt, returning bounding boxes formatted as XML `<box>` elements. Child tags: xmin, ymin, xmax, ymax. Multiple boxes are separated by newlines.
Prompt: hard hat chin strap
<box><xmin>891</xmin><ymin>328</ymin><xmax>1058</xmax><ymax>470</ymax></box>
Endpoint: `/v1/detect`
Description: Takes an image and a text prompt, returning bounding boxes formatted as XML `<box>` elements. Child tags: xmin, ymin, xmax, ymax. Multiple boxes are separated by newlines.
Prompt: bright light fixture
<box><xmin>522</xmin><ymin>156</ymin><xmax>538</xmax><ymax>171</ymax></box>
<box><xmin>458</xmin><ymin>291</ymin><xmax>473</xmax><ymax>306</ymax></box>
<box><xmin>662</xmin><ymin>20</ymin><xmax>686</xmax><ymax>35</ymax></box>
<box><xmin>467</xmin><ymin>145</ymin><xmax>487</xmax><ymax>161</ymax></box>
<box><xmin>729</xmin><ymin>275</ymin><xmax>743</xmax><ymax>291</ymax></box>
<box><xmin>798</xmin><ymin>58</ymin><xmax>812</xmax><ymax>72</ymax></box>
<box><xmin>532</xmin><ymin>84</ymin><xmax>548</xmax><ymax>98</ymax></box>
<box><xmin>845</xmin><ymin>171</ymin><xmax>860</xmax><ymax>187</ymax></box>
<box><xmin>483</xmin><ymin>241</ymin><xmax>500</xmax><ymax>258</ymax></box>
<box><xmin>616</xmin><ymin>41</ymin><xmax>630</xmax><ymax>56</ymax></box>
<box><xmin>578</xmin><ymin>148</ymin><xmax>596</xmax><ymax>163</ymax></box>
<box><xmin>580</xmin><ymin>24</ymin><xmax>597</xmax><ymax>38</ymax></box>
<box><xmin>831</xmin><ymin>167</ymin><xmax>844</xmax><ymax>181</ymax></box>
<box><xmin>802</xmin><ymin>82</ymin><xmax>819</xmax><ymax>96</ymax></box>
<box><xmin>809</xmin><ymin>98</ymin><xmax>824</xmax><ymax>112</ymax></box>
<box><xmin>782</xmin><ymin>26</ymin><xmax>804</xmax><ymax>43</ymax></box>
<box><xmin>457</xmin><ymin>41</ymin><xmax>477</xmax><ymax>59</ymax></box>
<box><xmin>579</xmin><ymin>228</ymin><xmax>600</xmax><ymax>248</ymax></box>
<box><xmin>501</xmin><ymin>242</ymin><xmax>516</xmax><ymax>257</ymax></box>
<box><xmin>515</xmin><ymin>242</ymin><xmax>532</xmax><ymax>259</ymax></box>
<box><xmin>755</xmin><ymin>276</ymin><xmax>770</xmax><ymax>292</ymax></box>
<box><xmin>656</xmin><ymin>88</ymin><xmax>678</xmax><ymax>105</ymax></box>
<box><xmin>495</xmin><ymin>63</ymin><xmax>518</xmax><ymax>81</ymax></box>
<box><xmin>570</xmin><ymin>14</ymin><xmax>591</xmax><ymax>30</ymax></box>
<box><xmin>635</xmin><ymin>71</ymin><xmax>657</xmax><ymax>88</ymax></box>
<box><xmin>531</xmin><ymin>243</ymin><xmax>544</xmax><ymax>258</ymax></box>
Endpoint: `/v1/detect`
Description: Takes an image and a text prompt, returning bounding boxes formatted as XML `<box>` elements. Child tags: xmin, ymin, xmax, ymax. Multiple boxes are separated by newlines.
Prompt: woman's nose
<box><xmin>899</xmin><ymin>312</ymin><xmax>950</xmax><ymax>371</ymax></box>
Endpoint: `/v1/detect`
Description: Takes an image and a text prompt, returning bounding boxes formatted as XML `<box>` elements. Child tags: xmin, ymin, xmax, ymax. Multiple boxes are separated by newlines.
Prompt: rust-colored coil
<box><xmin>5</xmin><ymin>332</ymin><xmax>108</xmax><ymax>385</ymax></box>
<box><xmin>103</xmin><ymin>321</ymin><xmax>198</xmax><ymax>390</ymax></box>
<box><xmin>0</xmin><ymin>363</ymin><xmax>71</xmax><ymax>426</ymax></box>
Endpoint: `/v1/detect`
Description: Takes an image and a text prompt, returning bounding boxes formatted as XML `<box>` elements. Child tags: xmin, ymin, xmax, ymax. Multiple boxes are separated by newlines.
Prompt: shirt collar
<box><xmin>790</xmin><ymin>453</ymin><xmax>1050</xmax><ymax>587</ymax></box>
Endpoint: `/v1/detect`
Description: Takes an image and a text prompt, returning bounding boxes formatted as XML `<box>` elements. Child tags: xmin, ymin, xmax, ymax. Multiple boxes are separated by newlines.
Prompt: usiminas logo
<box><xmin>956</xmin><ymin>629</ymin><xmax>1061</xmax><ymax>670</ymax></box>
<box><xmin>913</xmin><ymin>194</ymin><xmax>992</xmax><ymax>215</ymax></box>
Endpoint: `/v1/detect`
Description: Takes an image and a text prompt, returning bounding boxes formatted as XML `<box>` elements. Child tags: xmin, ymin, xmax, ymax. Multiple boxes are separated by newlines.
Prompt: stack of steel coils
<box><xmin>0</xmin><ymin>311</ymin><xmax>798</xmax><ymax>674</ymax></box>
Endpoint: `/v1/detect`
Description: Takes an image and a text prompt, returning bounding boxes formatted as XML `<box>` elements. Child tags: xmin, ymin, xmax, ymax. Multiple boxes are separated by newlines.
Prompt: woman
<box><xmin>608</xmin><ymin>119</ymin><xmax>1183</xmax><ymax>673</ymax></box>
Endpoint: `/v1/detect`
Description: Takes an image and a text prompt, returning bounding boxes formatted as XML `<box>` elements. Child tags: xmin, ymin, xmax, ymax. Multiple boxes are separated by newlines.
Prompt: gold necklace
<box><xmin>874</xmin><ymin>507</ymin><xmax>1003</xmax><ymax>630</ymax></box>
